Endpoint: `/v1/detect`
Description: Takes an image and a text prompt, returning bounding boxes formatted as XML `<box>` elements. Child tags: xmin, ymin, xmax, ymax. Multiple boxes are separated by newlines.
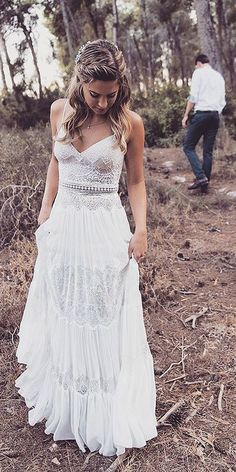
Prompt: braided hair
<box><xmin>60</xmin><ymin>39</ymin><xmax>131</xmax><ymax>153</ymax></box>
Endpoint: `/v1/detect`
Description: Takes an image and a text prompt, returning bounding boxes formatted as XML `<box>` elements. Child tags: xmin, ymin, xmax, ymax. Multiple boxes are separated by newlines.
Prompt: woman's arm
<box><xmin>38</xmin><ymin>100</ymin><xmax>64</xmax><ymax>225</ymax></box>
<box><xmin>125</xmin><ymin>111</ymin><xmax>147</xmax><ymax>262</ymax></box>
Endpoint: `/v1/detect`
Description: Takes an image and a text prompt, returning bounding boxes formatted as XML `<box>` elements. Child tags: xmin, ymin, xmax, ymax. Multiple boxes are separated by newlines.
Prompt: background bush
<box><xmin>0</xmin><ymin>89</ymin><xmax>60</xmax><ymax>129</ymax></box>
<box><xmin>133</xmin><ymin>83</ymin><xmax>189</xmax><ymax>147</ymax></box>
<box><xmin>223</xmin><ymin>88</ymin><xmax>236</xmax><ymax>140</ymax></box>
<box><xmin>1</xmin><ymin>83</ymin><xmax>235</xmax><ymax>147</ymax></box>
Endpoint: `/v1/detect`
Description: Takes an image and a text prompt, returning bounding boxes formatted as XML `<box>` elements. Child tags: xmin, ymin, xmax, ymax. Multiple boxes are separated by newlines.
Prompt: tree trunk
<box><xmin>112</xmin><ymin>0</ymin><xmax>119</xmax><ymax>45</ymax></box>
<box><xmin>193</xmin><ymin>0</ymin><xmax>222</xmax><ymax>73</ymax></box>
<box><xmin>225</xmin><ymin>29</ymin><xmax>236</xmax><ymax>85</ymax></box>
<box><xmin>216</xmin><ymin>0</ymin><xmax>223</xmax><ymax>49</ymax></box>
<box><xmin>0</xmin><ymin>31</ymin><xmax>18</xmax><ymax>96</ymax></box>
<box><xmin>133</xmin><ymin>33</ymin><xmax>149</xmax><ymax>95</ymax></box>
<box><xmin>216</xmin><ymin>0</ymin><xmax>235</xmax><ymax>85</ymax></box>
<box><xmin>167</xmin><ymin>18</ymin><xmax>185</xmax><ymax>84</ymax></box>
<box><xmin>59</xmin><ymin>0</ymin><xmax>74</xmax><ymax>58</ymax></box>
<box><xmin>140</xmin><ymin>0</ymin><xmax>154</xmax><ymax>88</ymax></box>
<box><xmin>20</xmin><ymin>23</ymin><xmax>43</xmax><ymax>98</ymax></box>
<box><xmin>0</xmin><ymin>51</ymin><xmax>8</xmax><ymax>94</ymax></box>
<box><xmin>66</xmin><ymin>4</ymin><xmax>80</xmax><ymax>44</ymax></box>
<box><xmin>85</xmin><ymin>0</ymin><xmax>99</xmax><ymax>38</ymax></box>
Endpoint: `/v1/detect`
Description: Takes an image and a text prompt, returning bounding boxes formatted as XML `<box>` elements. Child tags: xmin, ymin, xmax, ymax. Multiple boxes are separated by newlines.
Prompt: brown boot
<box><xmin>187</xmin><ymin>177</ymin><xmax>208</xmax><ymax>190</ymax></box>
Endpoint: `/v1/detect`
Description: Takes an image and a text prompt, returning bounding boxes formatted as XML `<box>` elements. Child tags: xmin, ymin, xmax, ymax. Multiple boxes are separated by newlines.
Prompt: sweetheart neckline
<box><xmin>70</xmin><ymin>134</ymin><xmax>115</xmax><ymax>156</ymax></box>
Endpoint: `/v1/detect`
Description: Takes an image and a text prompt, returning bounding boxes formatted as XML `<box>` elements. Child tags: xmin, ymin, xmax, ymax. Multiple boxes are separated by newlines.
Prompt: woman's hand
<box><xmin>37</xmin><ymin>205</ymin><xmax>51</xmax><ymax>226</ymax></box>
<box><xmin>128</xmin><ymin>230</ymin><xmax>147</xmax><ymax>263</ymax></box>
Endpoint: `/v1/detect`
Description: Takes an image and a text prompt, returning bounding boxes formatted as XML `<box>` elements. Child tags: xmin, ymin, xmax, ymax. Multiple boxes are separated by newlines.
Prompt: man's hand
<box><xmin>182</xmin><ymin>115</ymin><xmax>188</xmax><ymax>128</ymax></box>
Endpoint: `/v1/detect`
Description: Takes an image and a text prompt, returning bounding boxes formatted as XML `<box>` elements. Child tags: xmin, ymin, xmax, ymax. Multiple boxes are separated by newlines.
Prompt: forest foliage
<box><xmin>0</xmin><ymin>0</ymin><xmax>236</xmax><ymax>145</ymax></box>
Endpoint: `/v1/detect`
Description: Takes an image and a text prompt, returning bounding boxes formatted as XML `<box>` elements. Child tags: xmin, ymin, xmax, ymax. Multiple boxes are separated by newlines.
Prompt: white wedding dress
<box><xmin>15</xmin><ymin>121</ymin><xmax>157</xmax><ymax>456</ymax></box>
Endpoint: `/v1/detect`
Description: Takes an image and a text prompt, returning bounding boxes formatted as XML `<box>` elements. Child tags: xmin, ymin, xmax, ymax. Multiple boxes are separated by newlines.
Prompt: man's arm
<box><xmin>182</xmin><ymin>70</ymin><xmax>199</xmax><ymax>128</ymax></box>
<box><xmin>182</xmin><ymin>100</ymin><xmax>195</xmax><ymax>128</ymax></box>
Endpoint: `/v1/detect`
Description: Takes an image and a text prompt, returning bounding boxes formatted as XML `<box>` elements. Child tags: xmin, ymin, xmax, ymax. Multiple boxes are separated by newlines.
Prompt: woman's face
<box><xmin>82</xmin><ymin>80</ymin><xmax>120</xmax><ymax>115</ymax></box>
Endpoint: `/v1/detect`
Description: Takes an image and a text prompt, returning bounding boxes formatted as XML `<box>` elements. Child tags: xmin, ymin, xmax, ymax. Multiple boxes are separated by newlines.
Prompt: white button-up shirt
<box><xmin>189</xmin><ymin>65</ymin><xmax>226</xmax><ymax>113</ymax></box>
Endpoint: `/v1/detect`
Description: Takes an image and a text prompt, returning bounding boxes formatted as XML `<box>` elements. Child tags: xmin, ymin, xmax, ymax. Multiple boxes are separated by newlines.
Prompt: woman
<box><xmin>16</xmin><ymin>39</ymin><xmax>157</xmax><ymax>457</ymax></box>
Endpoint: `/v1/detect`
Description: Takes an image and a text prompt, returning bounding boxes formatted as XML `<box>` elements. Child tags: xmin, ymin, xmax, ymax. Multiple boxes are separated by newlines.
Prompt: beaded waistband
<box><xmin>60</xmin><ymin>182</ymin><xmax>118</xmax><ymax>194</ymax></box>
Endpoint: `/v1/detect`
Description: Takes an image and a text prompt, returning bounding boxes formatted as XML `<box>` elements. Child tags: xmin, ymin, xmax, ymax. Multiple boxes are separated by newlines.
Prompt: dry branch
<box><xmin>208</xmin><ymin>394</ymin><xmax>214</xmax><ymax>406</ymax></box>
<box><xmin>0</xmin><ymin>449</ymin><xmax>21</xmax><ymax>459</ymax></box>
<box><xmin>182</xmin><ymin>428</ymin><xmax>214</xmax><ymax>448</ymax></box>
<box><xmin>0</xmin><ymin>181</ymin><xmax>42</xmax><ymax>248</ymax></box>
<box><xmin>210</xmin><ymin>415</ymin><xmax>229</xmax><ymax>425</ymax></box>
<box><xmin>185</xmin><ymin>408</ymin><xmax>198</xmax><ymax>424</ymax></box>
<box><xmin>156</xmin><ymin>399</ymin><xmax>185</xmax><ymax>428</ymax></box>
<box><xmin>165</xmin><ymin>374</ymin><xmax>186</xmax><ymax>384</ymax></box>
<box><xmin>104</xmin><ymin>451</ymin><xmax>130</xmax><ymax>472</ymax></box>
<box><xmin>159</xmin><ymin>356</ymin><xmax>187</xmax><ymax>379</ymax></box>
<box><xmin>181</xmin><ymin>336</ymin><xmax>186</xmax><ymax>374</ymax></box>
<box><xmin>218</xmin><ymin>383</ymin><xmax>225</xmax><ymax>411</ymax></box>
<box><xmin>184</xmin><ymin>307</ymin><xmax>208</xmax><ymax>328</ymax></box>
<box><xmin>81</xmin><ymin>451</ymin><xmax>98</xmax><ymax>469</ymax></box>
<box><xmin>179</xmin><ymin>290</ymin><xmax>196</xmax><ymax>295</ymax></box>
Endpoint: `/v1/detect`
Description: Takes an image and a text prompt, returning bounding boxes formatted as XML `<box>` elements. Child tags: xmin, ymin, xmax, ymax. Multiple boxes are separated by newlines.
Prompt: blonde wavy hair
<box><xmin>60</xmin><ymin>39</ymin><xmax>132</xmax><ymax>154</ymax></box>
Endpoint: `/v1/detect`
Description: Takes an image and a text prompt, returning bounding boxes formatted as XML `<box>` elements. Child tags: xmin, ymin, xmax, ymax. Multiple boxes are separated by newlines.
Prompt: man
<box><xmin>182</xmin><ymin>54</ymin><xmax>226</xmax><ymax>191</ymax></box>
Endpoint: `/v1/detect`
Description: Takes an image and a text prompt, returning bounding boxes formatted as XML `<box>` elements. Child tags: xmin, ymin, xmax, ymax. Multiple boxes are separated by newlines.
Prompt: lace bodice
<box><xmin>54</xmin><ymin>128</ymin><xmax>124</xmax><ymax>190</ymax></box>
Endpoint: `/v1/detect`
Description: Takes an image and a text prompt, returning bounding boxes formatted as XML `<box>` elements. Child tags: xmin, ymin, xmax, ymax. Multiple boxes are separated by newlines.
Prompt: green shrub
<box><xmin>132</xmin><ymin>83</ymin><xmax>236</xmax><ymax>146</ymax></box>
<box><xmin>132</xmin><ymin>83</ymin><xmax>189</xmax><ymax>147</ymax></box>
<box><xmin>223</xmin><ymin>88</ymin><xmax>236</xmax><ymax>140</ymax></box>
<box><xmin>1</xmin><ymin>82</ymin><xmax>235</xmax><ymax>147</ymax></box>
<box><xmin>0</xmin><ymin>89</ymin><xmax>60</xmax><ymax>129</ymax></box>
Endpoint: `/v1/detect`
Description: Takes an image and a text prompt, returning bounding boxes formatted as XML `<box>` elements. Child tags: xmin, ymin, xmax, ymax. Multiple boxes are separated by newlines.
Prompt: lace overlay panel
<box><xmin>51</xmin><ymin>366</ymin><xmax>117</xmax><ymax>394</ymax></box>
<box><xmin>58</xmin><ymin>154</ymin><xmax>123</xmax><ymax>186</ymax></box>
<box><xmin>53</xmin><ymin>132</ymin><xmax>125</xmax><ymax>210</ymax></box>
<box><xmin>50</xmin><ymin>265</ymin><xmax>125</xmax><ymax>327</ymax></box>
<box><xmin>54</xmin><ymin>135</ymin><xmax>124</xmax><ymax>185</ymax></box>
<box><xmin>51</xmin><ymin>343</ymin><xmax>150</xmax><ymax>394</ymax></box>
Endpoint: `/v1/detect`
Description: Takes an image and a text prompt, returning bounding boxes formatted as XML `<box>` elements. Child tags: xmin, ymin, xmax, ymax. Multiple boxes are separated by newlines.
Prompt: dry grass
<box><xmin>0</xmin><ymin>125</ymin><xmax>51</xmax><ymax>247</ymax></box>
<box><xmin>0</xmin><ymin>126</ymin><xmax>236</xmax><ymax>471</ymax></box>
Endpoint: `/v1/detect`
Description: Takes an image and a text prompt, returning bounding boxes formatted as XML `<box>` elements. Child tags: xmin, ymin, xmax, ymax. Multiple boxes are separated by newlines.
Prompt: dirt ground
<box><xmin>0</xmin><ymin>142</ymin><xmax>236</xmax><ymax>472</ymax></box>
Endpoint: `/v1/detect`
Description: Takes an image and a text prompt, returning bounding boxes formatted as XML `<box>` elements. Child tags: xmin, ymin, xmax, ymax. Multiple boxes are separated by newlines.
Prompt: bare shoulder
<box><xmin>50</xmin><ymin>98</ymin><xmax>67</xmax><ymax>116</ymax></box>
<box><xmin>128</xmin><ymin>109</ymin><xmax>144</xmax><ymax>129</ymax></box>
<box><xmin>50</xmin><ymin>99</ymin><xmax>67</xmax><ymax>136</ymax></box>
<box><xmin>127</xmin><ymin>110</ymin><xmax>144</xmax><ymax>143</ymax></box>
